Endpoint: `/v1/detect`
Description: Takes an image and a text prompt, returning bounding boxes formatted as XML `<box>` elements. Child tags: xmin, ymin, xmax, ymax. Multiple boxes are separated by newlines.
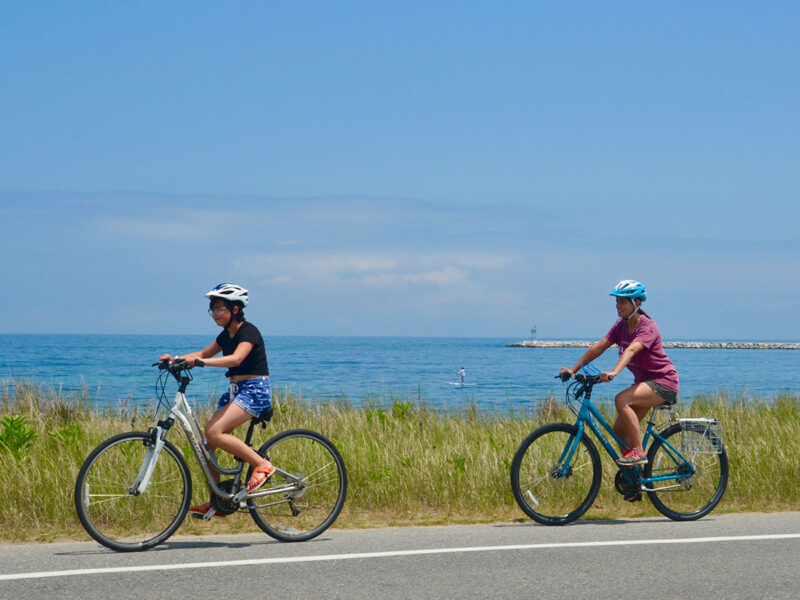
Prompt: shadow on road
<box><xmin>493</xmin><ymin>517</ymin><xmax>668</xmax><ymax>529</ymax></box>
<box><xmin>55</xmin><ymin>535</ymin><xmax>335</xmax><ymax>556</ymax></box>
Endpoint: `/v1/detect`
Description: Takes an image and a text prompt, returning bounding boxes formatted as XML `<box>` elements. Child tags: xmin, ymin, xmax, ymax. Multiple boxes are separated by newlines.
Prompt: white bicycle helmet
<box><xmin>204</xmin><ymin>283</ymin><xmax>249</xmax><ymax>307</ymax></box>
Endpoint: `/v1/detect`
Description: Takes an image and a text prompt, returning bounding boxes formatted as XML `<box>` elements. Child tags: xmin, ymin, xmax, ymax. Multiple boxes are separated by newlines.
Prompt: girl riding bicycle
<box><xmin>159</xmin><ymin>283</ymin><xmax>275</xmax><ymax>519</ymax></box>
<box><xmin>559</xmin><ymin>280</ymin><xmax>679</xmax><ymax>467</ymax></box>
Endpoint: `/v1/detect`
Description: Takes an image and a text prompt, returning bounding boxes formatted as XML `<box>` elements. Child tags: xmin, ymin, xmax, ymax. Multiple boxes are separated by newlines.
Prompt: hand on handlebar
<box><xmin>600</xmin><ymin>372</ymin><xmax>615</xmax><ymax>382</ymax></box>
<box><xmin>153</xmin><ymin>355</ymin><xmax>204</xmax><ymax>369</ymax></box>
<box><xmin>181</xmin><ymin>356</ymin><xmax>205</xmax><ymax>368</ymax></box>
<box><xmin>153</xmin><ymin>354</ymin><xmax>174</xmax><ymax>368</ymax></box>
<box><xmin>557</xmin><ymin>368</ymin><xmax>573</xmax><ymax>382</ymax></box>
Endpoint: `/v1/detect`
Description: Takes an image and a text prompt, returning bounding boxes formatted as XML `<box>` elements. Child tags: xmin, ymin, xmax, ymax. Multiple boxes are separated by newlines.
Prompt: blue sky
<box><xmin>1</xmin><ymin>3</ymin><xmax>798</xmax><ymax>339</ymax></box>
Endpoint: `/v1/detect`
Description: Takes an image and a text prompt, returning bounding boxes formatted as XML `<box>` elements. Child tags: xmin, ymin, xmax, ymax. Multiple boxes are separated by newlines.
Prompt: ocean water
<box><xmin>1</xmin><ymin>334</ymin><xmax>798</xmax><ymax>413</ymax></box>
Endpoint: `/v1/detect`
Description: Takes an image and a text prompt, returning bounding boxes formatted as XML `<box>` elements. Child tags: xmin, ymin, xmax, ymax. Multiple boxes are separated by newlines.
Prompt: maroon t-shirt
<box><xmin>604</xmin><ymin>315</ymin><xmax>679</xmax><ymax>391</ymax></box>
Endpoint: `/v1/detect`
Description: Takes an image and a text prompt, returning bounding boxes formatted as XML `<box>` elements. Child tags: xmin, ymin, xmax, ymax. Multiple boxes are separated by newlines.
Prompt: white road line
<box><xmin>1</xmin><ymin>533</ymin><xmax>799</xmax><ymax>582</ymax></box>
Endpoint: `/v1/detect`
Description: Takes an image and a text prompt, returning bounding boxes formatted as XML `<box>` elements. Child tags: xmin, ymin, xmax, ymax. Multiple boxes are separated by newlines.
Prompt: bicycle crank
<box><xmin>614</xmin><ymin>471</ymin><xmax>641</xmax><ymax>501</ymax></box>
<box><xmin>210</xmin><ymin>479</ymin><xmax>242</xmax><ymax>515</ymax></box>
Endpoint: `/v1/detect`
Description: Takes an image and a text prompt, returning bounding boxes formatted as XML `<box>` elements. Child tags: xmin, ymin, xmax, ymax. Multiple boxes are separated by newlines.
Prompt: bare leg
<box><xmin>204</xmin><ymin>402</ymin><xmax>269</xmax><ymax>483</ymax></box>
<box><xmin>612</xmin><ymin>382</ymin><xmax>664</xmax><ymax>451</ymax></box>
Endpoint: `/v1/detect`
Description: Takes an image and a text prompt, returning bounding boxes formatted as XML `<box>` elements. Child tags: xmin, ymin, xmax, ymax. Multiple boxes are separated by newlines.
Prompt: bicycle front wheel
<box><xmin>510</xmin><ymin>422</ymin><xmax>602</xmax><ymax>525</ymax></box>
<box><xmin>247</xmin><ymin>429</ymin><xmax>347</xmax><ymax>542</ymax></box>
<box><xmin>74</xmin><ymin>431</ymin><xmax>192</xmax><ymax>552</ymax></box>
<box><xmin>645</xmin><ymin>423</ymin><xmax>728</xmax><ymax>521</ymax></box>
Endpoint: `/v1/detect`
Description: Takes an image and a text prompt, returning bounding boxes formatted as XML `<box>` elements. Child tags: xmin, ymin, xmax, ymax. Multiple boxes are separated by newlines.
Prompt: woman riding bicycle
<box><xmin>559</xmin><ymin>280</ymin><xmax>679</xmax><ymax>467</ymax></box>
<box><xmin>159</xmin><ymin>283</ymin><xmax>275</xmax><ymax>519</ymax></box>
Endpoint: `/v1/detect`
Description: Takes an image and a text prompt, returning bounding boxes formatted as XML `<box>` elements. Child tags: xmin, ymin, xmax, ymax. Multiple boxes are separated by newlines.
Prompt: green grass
<box><xmin>1</xmin><ymin>379</ymin><xmax>799</xmax><ymax>542</ymax></box>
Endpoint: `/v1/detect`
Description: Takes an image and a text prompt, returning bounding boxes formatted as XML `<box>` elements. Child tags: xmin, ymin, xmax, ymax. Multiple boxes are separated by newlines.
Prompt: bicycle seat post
<box><xmin>649</xmin><ymin>403</ymin><xmax>675</xmax><ymax>429</ymax></box>
<box><xmin>243</xmin><ymin>419</ymin><xmax>258</xmax><ymax>448</ymax></box>
<box><xmin>243</xmin><ymin>406</ymin><xmax>273</xmax><ymax>448</ymax></box>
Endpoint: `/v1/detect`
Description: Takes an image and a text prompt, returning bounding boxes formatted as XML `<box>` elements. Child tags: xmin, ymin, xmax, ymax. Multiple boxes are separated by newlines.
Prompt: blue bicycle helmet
<box><xmin>610</xmin><ymin>280</ymin><xmax>646</xmax><ymax>301</ymax></box>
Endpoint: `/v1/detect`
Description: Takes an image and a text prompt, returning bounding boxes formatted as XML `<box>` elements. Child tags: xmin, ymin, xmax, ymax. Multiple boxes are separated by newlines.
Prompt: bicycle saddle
<box><xmin>254</xmin><ymin>405</ymin><xmax>273</xmax><ymax>424</ymax></box>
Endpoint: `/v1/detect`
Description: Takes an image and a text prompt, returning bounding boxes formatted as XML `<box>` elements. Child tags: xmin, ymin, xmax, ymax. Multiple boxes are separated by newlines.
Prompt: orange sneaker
<box><xmin>246</xmin><ymin>462</ymin><xmax>276</xmax><ymax>492</ymax></box>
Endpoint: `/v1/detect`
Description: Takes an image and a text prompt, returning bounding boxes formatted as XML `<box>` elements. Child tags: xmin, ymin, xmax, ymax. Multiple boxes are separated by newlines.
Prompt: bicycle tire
<box><xmin>74</xmin><ymin>431</ymin><xmax>192</xmax><ymax>552</ymax></box>
<box><xmin>510</xmin><ymin>422</ymin><xmax>602</xmax><ymax>525</ymax></box>
<box><xmin>644</xmin><ymin>423</ymin><xmax>728</xmax><ymax>521</ymax></box>
<box><xmin>247</xmin><ymin>429</ymin><xmax>347</xmax><ymax>542</ymax></box>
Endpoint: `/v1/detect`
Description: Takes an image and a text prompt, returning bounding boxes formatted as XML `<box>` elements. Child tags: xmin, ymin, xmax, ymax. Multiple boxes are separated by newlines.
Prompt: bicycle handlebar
<box><xmin>152</xmin><ymin>358</ymin><xmax>205</xmax><ymax>371</ymax></box>
<box><xmin>556</xmin><ymin>372</ymin><xmax>603</xmax><ymax>385</ymax></box>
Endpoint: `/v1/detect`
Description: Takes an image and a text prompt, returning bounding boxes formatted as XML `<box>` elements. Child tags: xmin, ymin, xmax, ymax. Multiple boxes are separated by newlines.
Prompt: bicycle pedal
<box><xmin>202</xmin><ymin>508</ymin><xmax>218</xmax><ymax>521</ymax></box>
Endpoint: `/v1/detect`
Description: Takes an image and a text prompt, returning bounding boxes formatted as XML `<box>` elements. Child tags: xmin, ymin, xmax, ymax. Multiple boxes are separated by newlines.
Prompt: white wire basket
<box><xmin>679</xmin><ymin>418</ymin><xmax>724</xmax><ymax>454</ymax></box>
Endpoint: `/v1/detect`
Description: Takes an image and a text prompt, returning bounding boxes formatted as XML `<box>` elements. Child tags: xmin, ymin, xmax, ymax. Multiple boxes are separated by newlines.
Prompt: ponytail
<box><xmin>636</xmin><ymin>299</ymin><xmax>649</xmax><ymax>319</ymax></box>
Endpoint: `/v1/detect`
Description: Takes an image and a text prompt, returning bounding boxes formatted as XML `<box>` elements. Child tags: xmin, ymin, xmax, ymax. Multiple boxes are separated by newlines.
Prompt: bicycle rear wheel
<box><xmin>510</xmin><ymin>422</ymin><xmax>602</xmax><ymax>525</ymax></box>
<box><xmin>644</xmin><ymin>423</ymin><xmax>728</xmax><ymax>521</ymax></box>
<box><xmin>74</xmin><ymin>431</ymin><xmax>192</xmax><ymax>552</ymax></box>
<box><xmin>247</xmin><ymin>429</ymin><xmax>347</xmax><ymax>542</ymax></box>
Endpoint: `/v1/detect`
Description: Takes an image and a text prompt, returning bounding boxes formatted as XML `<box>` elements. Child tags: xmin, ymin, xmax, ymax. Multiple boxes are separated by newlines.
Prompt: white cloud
<box><xmin>233</xmin><ymin>251</ymin><xmax>518</xmax><ymax>293</ymax></box>
<box><xmin>360</xmin><ymin>266</ymin><xmax>469</xmax><ymax>288</ymax></box>
<box><xmin>97</xmin><ymin>210</ymin><xmax>238</xmax><ymax>239</ymax></box>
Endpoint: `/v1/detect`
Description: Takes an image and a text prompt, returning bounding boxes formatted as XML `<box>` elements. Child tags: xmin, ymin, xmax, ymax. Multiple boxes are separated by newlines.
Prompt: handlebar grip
<box><xmin>195</xmin><ymin>358</ymin><xmax>205</xmax><ymax>367</ymax></box>
<box><xmin>556</xmin><ymin>372</ymin><xmax>572</xmax><ymax>382</ymax></box>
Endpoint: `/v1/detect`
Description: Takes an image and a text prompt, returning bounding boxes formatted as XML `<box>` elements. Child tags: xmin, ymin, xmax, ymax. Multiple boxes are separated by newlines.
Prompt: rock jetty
<box><xmin>508</xmin><ymin>340</ymin><xmax>800</xmax><ymax>350</ymax></box>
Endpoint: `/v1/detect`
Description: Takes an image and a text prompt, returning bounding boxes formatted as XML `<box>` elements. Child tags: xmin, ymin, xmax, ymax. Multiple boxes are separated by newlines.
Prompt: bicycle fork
<box><xmin>130</xmin><ymin>420</ymin><xmax>171</xmax><ymax>495</ymax></box>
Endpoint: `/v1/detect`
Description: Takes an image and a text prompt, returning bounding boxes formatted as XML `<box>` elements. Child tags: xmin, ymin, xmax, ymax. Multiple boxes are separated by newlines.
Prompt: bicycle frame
<box><xmin>558</xmin><ymin>380</ymin><xmax>695</xmax><ymax>490</ymax></box>
<box><xmin>133</xmin><ymin>373</ymin><xmax>303</xmax><ymax>508</ymax></box>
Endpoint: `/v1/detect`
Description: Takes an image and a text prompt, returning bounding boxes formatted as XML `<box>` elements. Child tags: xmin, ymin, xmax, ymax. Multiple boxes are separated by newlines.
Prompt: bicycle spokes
<box><xmin>247</xmin><ymin>430</ymin><xmax>347</xmax><ymax>542</ymax></box>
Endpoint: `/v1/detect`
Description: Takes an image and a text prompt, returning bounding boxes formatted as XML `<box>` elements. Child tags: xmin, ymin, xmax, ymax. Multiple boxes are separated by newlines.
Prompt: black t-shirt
<box><xmin>215</xmin><ymin>321</ymin><xmax>269</xmax><ymax>378</ymax></box>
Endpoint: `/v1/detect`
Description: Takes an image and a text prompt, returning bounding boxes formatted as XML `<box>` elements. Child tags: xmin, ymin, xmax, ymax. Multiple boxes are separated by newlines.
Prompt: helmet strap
<box><xmin>213</xmin><ymin>301</ymin><xmax>235</xmax><ymax>330</ymax></box>
<box><xmin>224</xmin><ymin>305</ymin><xmax>238</xmax><ymax>329</ymax></box>
<box><xmin>623</xmin><ymin>299</ymin><xmax>641</xmax><ymax>321</ymax></box>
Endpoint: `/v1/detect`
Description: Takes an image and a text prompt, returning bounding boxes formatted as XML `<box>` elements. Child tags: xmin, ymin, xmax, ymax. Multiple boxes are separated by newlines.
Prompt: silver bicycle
<box><xmin>74</xmin><ymin>359</ymin><xmax>348</xmax><ymax>552</ymax></box>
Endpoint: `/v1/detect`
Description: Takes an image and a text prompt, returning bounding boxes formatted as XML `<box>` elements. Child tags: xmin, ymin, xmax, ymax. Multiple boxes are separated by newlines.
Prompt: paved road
<box><xmin>1</xmin><ymin>512</ymin><xmax>799</xmax><ymax>599</ymax></box>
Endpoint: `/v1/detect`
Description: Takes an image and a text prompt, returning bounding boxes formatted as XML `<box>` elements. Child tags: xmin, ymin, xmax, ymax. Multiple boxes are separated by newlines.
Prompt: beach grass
<box><xmin>1</xmin><ymin>379</ymin><xmax>799</xmax><ymax>542</ymax></box>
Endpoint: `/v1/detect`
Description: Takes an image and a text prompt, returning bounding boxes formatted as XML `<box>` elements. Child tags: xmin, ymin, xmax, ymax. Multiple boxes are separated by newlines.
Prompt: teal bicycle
<box><xmin>511</xmin><ymin>367</ymin><xmax>728</xmax><ymax>525</ymax></box>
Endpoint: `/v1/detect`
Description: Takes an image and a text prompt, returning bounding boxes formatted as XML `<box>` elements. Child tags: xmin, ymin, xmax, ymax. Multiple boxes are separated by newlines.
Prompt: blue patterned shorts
<box><xmin>218</xmin><ymin>377</ymin><xmax>272</xmax><ymax>417</ymax></box>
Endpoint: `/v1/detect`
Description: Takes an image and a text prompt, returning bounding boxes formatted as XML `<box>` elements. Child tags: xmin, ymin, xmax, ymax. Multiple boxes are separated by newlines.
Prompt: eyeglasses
<box><xmin>208</xmin><ymin>307</ymin><xmax>230</xmax><ymax>316</ymax></box>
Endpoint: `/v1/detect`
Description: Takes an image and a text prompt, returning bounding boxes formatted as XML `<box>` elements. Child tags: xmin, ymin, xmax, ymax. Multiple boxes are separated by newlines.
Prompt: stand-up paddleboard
<box><xmin>447</xmin><ymin>381</ymin><xmax>477</xmax><ymax>386</ymax></box>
